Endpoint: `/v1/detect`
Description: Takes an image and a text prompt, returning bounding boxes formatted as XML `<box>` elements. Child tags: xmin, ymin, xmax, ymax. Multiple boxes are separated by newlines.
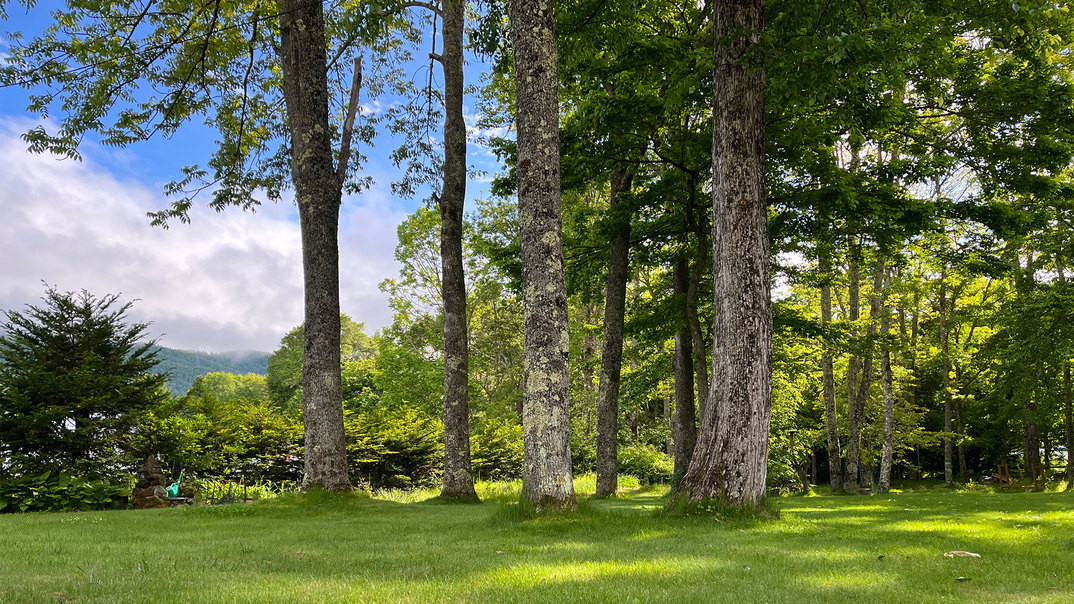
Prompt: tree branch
<box><xmin>401</xmin><ymin>1</ymin><xmax>443</xmax><ymax>18</ymax></box>
<box><xmin>337</xmin><ymin>55</ymin><xmax>364</xmax><ymax>187</ymax></box>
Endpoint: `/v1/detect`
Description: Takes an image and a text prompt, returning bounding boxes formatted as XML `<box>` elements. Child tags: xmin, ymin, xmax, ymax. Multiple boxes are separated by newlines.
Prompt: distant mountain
<box><xmin>151</xmin><ymin>347</ymin><xmax>270</xmax><ymax>395</ymax></box>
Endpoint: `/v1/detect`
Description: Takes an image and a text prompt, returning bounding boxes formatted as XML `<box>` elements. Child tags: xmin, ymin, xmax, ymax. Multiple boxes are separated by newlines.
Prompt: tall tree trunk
<box><xmin>879</xmin><ymin>288</ymin><xmax>894</xmax><ymax>494</ymax></box>
<box><xmin>673</xmin><ymin>257</ymin><xmax>697</xmax><ymax>477</ymax></box>
<box><xmin>674</xmin><ymin>0</ymin><xmax>772</xmax><ymax>511</ymax></box>
<box><xmin>844</xmin><ymin>242</ymin><xmax>862</xmax><ymax>492</ymax></box>
<box><xmin>956</xmin><ymin>382</ymin><xmax>968</xmax><ymax>483</ymax></box>
<box><xmin>595</xmin><ymin>168</ymin><xmax>634</xmax><ymax>497</ymax></box>
<box><xmin>439</xmin><ymin>0</ymin><xmax>478</xmax><ymax>501</ymax></box>
<box><xmin>1024</xmin><ymin>396</ymin><xmax>1041</xmax><ymax>477</ymax></box>
<box><xmin>819</xmin><ymin>249</ymin><xmax>842</xmax><ymax>493</ymax></box>
<box><xmin>277</xmin><ymin>0</ymin><xmax>350</xmax><ymax>491</ymax></box>
<box><xmin>665</xmin><ymin>396</ymin><xmax>674</xmax><ymax>456</ymax></box>
<box><xmin>686</xmin><ymin>183</ymin><xmax>711</xmax><ymax>424</ymax></box>
<box><xmin>852</xmin><ymin>262</ymin><xmax>885</xmax><ymax>487</ymax></box>
<box><xmin>510</xmin><ymin>0</ymin><xmax>577</xmax><ymax>513</ymax></box>
<box><xmin>1066</xmin><ymin>362</ymin><xmax>1073</xmax><ymax>482</ymax></box>
<box><xmin>940</xmin><ymin>266</ymin><xmax>953</xmax><ymax>485</ymax></box>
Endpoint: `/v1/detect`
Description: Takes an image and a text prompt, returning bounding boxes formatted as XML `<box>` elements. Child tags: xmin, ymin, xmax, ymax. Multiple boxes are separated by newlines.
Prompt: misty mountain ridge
<box><xmin>150</xmin><ymin>346</ymin><xmax>270</xmax><ymax>395</ymax></box>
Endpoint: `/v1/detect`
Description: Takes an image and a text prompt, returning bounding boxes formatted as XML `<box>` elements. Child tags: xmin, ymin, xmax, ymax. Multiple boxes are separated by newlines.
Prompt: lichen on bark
<box><xmin>510</xmin><ymin>0</ymin><xmax>578</xmax><ymax>514</ymax></box>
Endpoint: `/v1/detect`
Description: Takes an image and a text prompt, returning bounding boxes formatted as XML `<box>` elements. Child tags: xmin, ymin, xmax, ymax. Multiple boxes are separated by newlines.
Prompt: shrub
<box><xmin>470</xmin><ymin>418</ymin><xmax>523</xmax><ymax>480</ymax></box>
<box><xmin>617</xmin><ymin>444</ymin><xmax>674</xmax><ymax>484</ymax></box>
<box><xmin>346</xmin><ymin>407</ymin><xmax>443</xmax><ymax>489</ymax></box>
<box><xmin>0</xmin><ymin>471</ymin><xmax>130</xmax><ymax>513</ymax></box>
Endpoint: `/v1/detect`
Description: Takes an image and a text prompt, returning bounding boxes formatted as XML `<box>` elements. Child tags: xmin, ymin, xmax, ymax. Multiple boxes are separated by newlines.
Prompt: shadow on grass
<box><xmin>1</xmin><ymin>486</ymin><xmax>1072</xmax><ymax>603</ymax></box>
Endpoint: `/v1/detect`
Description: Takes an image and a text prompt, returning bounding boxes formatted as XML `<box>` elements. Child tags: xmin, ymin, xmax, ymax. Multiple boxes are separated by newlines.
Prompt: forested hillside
<box><xmin>151</xmin><ymin>347</ymin><xmax>269</xmax><ymax>395</ymax></box>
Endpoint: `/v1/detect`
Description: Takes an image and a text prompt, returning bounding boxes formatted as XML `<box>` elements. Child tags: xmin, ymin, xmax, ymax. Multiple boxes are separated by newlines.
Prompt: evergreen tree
<box><xmin>0</xmin><ymin>287</ymin><xmax>166</xmax><ymax>477</ymax></box>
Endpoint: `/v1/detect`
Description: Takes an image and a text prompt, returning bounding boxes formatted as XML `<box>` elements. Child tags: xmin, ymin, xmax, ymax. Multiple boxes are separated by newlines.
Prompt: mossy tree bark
<box><xmin>595</xmin><ymin>168</ymin><xmax>633</xmax><ymax>497</ymax></box>
<box><xmin>510</xmin><ymin>0</ymin><xmax>578</xmax><ymax>514</ymax></box>
<box><xmin>439</xmin><ymin>0</ymin><xmax>478</xmax><ymax>501</ymax></box>
<box><xmin>673</xmin><ymin>0</ymin><xmax>772</xmax><ymax>511</ymax></box>
<box><xmin>277</xmin><ymin>0</ymin><xmax>351</xmax><ymax>491</ymax></box>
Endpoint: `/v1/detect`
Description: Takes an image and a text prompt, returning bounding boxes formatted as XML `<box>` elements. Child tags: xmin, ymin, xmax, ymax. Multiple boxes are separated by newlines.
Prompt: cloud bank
<box><xmin>0</xmin><ymin>120</ymin><xmax>406</xmax><ymax>352</ymax></box>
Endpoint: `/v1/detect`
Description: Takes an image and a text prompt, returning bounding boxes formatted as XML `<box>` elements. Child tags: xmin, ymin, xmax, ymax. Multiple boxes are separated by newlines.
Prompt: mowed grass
<box><xmin>0</xmin><ymin>478</ymin><xmax>1071</xmax><ymax>603</ymax></box>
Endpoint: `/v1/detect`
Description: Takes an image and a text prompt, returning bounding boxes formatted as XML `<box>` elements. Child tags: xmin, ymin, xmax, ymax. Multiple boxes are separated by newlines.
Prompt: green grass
<box><xmin>0</xmin><ymin>478</ymin><xmax>1071</xmax><ymax>603</ymax></box>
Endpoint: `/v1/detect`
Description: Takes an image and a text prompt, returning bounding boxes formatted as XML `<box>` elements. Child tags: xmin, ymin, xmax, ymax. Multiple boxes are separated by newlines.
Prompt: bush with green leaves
<box><xmin>129</xmin><ymin>395</ymin><xmax>303</xmax><ymax>482</ymax></box>
<box><xmin>346</xmin><ymin>407</ymin><xmax>443</xmax><ymax>489</ymax></box>
<box><xmin>0</xmin><ymin>471</ymin><xmax>130</xmax><ymax>513</ymax></box>
<box><xmin>470</xmin><ymin>418</ymin><xmax>523</xmax><ymax>480</ymax></box>
<box><xmin>617</xmin><ymin>444</ymin><xmax>674</xmax><ymax>484</ymax></box>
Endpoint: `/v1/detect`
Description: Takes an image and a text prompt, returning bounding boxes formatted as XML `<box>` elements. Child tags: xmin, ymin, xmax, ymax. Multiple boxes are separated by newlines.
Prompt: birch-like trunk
<box><xmin>277</xmin><ymin>0</ymin><xmax>350</xmax><ymax>491</ymax></box>
<box><xmin>674</xmin><ymin>0</ymin><xmax>772</xmax><ymax>511</ymax></box>
<box><xmin>439</xmin><ymin>0</ymin><xmax>478</xmax><ymax>500</ymax></box>
<box><xmin>595</xmin><ymin>168</ymin><xmax>634</xmax><ymax>497</ymax></box>
<box><xmin>510</xmin><ymin>0</ymin><xmax>577</xmax><ymax>513</ymax></box>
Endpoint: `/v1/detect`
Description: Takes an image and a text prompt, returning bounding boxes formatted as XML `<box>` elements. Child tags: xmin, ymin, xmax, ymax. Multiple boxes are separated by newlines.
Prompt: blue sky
<box><xmin>0</xmin><ymin>3</ymin><xmax>504</xmax><ymax>352</ymax></box>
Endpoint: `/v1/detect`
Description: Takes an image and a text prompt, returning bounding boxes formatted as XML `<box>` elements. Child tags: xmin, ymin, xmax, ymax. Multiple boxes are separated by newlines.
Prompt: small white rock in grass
<box><xmin>944</xmin><ymin>551</ymin><xmax>981</xmax><ymax>558</ymax></box>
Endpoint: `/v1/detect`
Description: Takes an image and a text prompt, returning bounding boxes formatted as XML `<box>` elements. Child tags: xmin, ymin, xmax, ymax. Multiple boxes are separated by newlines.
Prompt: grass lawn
<box><xmin>0</xmin><ymin>478</ymin><xmax>1071</xmax><ymax>603</ymax></box>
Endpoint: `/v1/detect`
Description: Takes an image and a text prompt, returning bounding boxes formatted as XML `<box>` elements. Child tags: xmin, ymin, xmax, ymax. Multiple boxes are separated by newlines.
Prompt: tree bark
<box><xmin>819</xmin><ymin>249</ymin><xmax>842</xmax><ymax>493</ymax></box>
<box><xmin>674</xmin><ymin>0</ymin><xmax>771</xmax><ymax>511</ymax></box>
<box><xmin>956</xmin><ymin>382</ymin><xmax>968</xmax><ymax>483</ymax></box>
<box><xmin>510</xmin><ymin>0</ymin><xmax>577</xmax><ymax>513</ymax></box>
<box><xmin>595</xmin><ymin>168</ymin><xmax>634</xmax><ymax>497</ymax></box>
<box><xmin>879</xmin><ymin>287</ymin><xmax>894</xmax><ymax>494</ymax></box>
<box><xmin>1066</xmin><ymin>362</ymin><xmax>1073</xmax><ymax>483</ymax></box>
<box><xmin>850</xmin><ymin>261</ymin><xmax>885</xmax><ymax>490</ymax></box>
<box><xmin>673</xmin><ymin>256</ymin><xmax>697</xmax><ymax>478</ymax></box>
<box><xmin>1024</xmin><ymin>396</ymin><xmax>1041</xmax><ymax>477</ymax></box>
<box><xmin>438</xmin><ymin>0</ymin><xmax>478</xmax><ymax>501</ymax></box>
<box><xmin>277</xmin><ymin>0</ymin><xmax>350</xmax><ymax>491</ymax></box>
<box><xmin>686</xmin><ymin>183</ymin><xmax>711</xmax><ymax>424</ymax></box>
<box><xmin>843</xmin><ymin>243</ymin><xmax>862</xmax><ymax>492</ymax></box>
<box><xmin>940</xmin><ymin>266</ymin><xmax>953</xmax><ymax>485</ymax></box>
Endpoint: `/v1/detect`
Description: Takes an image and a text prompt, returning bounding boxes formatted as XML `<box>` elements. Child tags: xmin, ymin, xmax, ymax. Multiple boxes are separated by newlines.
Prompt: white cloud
<box><xmin>0</xmin><ymin>120</ymin><xmax>405</xmax><ymax>352</ymax></box>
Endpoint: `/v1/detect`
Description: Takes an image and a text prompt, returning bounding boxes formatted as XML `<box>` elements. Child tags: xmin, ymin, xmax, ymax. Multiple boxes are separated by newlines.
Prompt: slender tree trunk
<box><xmin>879</xmin><ymin>291</ymin><xmax>894</xmax><ymax>494</ymax></box>
<box><xmin>673</xmin><ymin>257</ymin><xmax>697</xmax><ymax>477</ymax></box>
<box><xmin>848</xmin><ymin>261</ymin><xmax>884</xmax><ymax>491</ymax></box>
<box><xmin>940</xmin><ymin>266</ymin><xmax>953</xmax><ymax>485</ymax></box>
<box><xmin>1066</xmin><ymin>362</ymin><xmax>1073</xmax><ymax>482</ymax></box>
<box><xmin>439</xmin><ymin>0</ymin><xmax>478</xmax><ymax>501</ymax></box>
<box><xmin>277</xmin><ymin>0</ymin><xmax>350</xmax><ymax>491</ymax></box>
<box><xmin>686</xmin><ymin>184</ymin><xmax>711</xmax><ymax>424</ymax></box>
<box><xmin>595</xmin><ymin>168</ymin><xmax>634</xmax><ymax>497</ymax></box>
<box><xmin>510</xmin><ymin>0</ymin><xmax>577</xmax><ymax>513</ymax></box>
<box><xmin>1024</xmin><ymin>396</ymin><xmax>1041</xmax><ymax>477</ymax></box>
<box><xmin>819</xmin><ymin>249</ymin><xmax>842</xmax><ymax>493</ymax></box>
<box><xmin>674</xmin><ymin>0</ymin><xmax>772</xmax><ymax>511</ymax></box>
<box><xmin>665</xmin><ymin>396</ymin><xmax>674</xmax><ymax>456</ymax></box>
<box><xmin>582</xmin><ymin>304</ymin><xmax>599</xmax><ymax>438</ymax></box>
<box><xmin>844</xmin><ymin>243</ymin><xmax>862</xmax><ymax>492</ymax></box>
<box><xmin>956</xmin><ymin>382</ymin><xmax>968</xmax><ymax>483</ymax></box>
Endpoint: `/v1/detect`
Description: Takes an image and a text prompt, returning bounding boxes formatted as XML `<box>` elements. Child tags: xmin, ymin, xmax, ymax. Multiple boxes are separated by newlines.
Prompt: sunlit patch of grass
<box><xmin>0</xmin><ymin>480</ymin><xmax>1072</xmax><ymax>602</ymax></box>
